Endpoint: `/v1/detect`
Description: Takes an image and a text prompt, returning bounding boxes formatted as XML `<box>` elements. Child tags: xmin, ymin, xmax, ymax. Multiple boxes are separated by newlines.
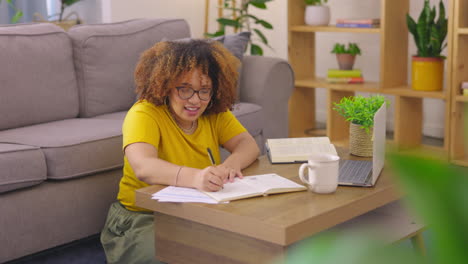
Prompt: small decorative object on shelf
<box><xmin>327</xmin><ymin>69</ymin><xmax>364</xmax><ymax>84</ymax></box>
<box><xmin>304</xmin><ymin>0</ymin><xmax>330</xmax><ymax>26</ymax></box>
<box><xmin>407</xmin><ymin>0</ymin><xmax>447</xmax><ymax>91</ymax></box>
<box><xmin>331</xmin><ymin>42</ymin><xmax>361</xmax><ymax>70</ymax></box>
<box><xmin>462</xmin><ymin>82</ymin><xmax>468</xmax><ymax>96</ymax></box>
<box><xmin>333</xmin><ymin>95</ymin><xmax>388</xmax><ymax>157</ymax></box>
<box><xmin>335</xmin><ymin>18</ymin><xmax>380</xmax><ymax>28</ymax></box>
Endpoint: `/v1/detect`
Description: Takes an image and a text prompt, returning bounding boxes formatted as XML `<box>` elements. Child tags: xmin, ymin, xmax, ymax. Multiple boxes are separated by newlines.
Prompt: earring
<box><xmin>207</xmin><ymin>100</ymin><xmax>213</xmax><ymax>109</ymax></box>
<box><xmin>164</xmin><ymin>96</ymin><xmax>169</xmax><ymax>106</ymax></box>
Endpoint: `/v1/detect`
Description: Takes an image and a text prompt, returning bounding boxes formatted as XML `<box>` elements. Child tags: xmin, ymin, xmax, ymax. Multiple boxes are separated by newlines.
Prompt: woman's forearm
<box><xmin>223</xmin><ymin>136</ymin><xmax>260</xmax><ymax>170</ymax></box>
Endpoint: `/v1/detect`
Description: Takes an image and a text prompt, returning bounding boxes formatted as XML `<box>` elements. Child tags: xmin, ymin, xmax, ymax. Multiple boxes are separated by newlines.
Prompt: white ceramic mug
<box><xmin>298</xmin><ymin>153</ymin><xmax>340</xmax><ymax>194</ymax></box>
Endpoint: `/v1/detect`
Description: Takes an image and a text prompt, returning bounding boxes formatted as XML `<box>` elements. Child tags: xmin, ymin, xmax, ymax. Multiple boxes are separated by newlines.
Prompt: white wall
<box><xmin>99</xmin><ymin>0</ymin><xmax>447</xmax><ymax>138</ymax></box>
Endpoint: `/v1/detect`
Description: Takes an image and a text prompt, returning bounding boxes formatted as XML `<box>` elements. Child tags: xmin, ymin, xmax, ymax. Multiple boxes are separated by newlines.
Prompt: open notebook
<box><xmin>203</xmin><ymin>173</ymin><xmax>306</xmax><ymax>202</ymax></box>
<box><xmin>338</xmin><ymin>104</ymin><xmax>386</xmax><ymax>187</ymax></box>
<box><xmin>152</xmin><ymin>174</ymin><xmax>306</xmax><ymax>203</ymax></box>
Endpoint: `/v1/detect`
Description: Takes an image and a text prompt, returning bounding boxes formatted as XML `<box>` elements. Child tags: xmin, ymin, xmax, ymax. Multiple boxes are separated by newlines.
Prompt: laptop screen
<box><xmin>371</xmin><ymin>104</ymin><xmax>386</xmax><ymax>185</ymax></box>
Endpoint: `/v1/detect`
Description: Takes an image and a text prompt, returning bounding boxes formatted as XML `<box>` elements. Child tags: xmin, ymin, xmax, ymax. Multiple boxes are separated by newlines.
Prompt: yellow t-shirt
<box><xmin>118</xmin><ymin>100</ymin><xmax>247</xmax><ymax>211</ymax></box>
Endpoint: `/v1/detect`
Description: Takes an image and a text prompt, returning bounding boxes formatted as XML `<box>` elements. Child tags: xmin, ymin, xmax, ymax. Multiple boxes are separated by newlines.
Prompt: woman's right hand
<box><xmin>193</xmin><ymin>166</ymin><xmax>227</xmax><ymax>192</ymax></box>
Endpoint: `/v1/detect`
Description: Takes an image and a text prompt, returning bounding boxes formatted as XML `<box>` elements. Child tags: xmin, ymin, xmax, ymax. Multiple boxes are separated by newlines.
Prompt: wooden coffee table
<box><xmin>135</xmin><ymin>151</ymin><xmax>400</xmax><ymax>264</ymax></box>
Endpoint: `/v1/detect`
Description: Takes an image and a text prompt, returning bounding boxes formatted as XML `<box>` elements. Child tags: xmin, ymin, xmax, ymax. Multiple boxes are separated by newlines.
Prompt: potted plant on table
<box><xmin>407</xmin><ymin>0</ymin><xmax>447</xmax><ymax>91</ymax></box>
<box><xmin>333</xmin><ymin>95</ymin><xmax>387</xmax><ymax>157</ymax></box>
<box><xmin>331</xmin><ymin>42</ymin><xmax>361</xmax><ymax>70</ymax></box>
<box><xmin>304</xmin><ymin>0</ymin><xmax>330</xmax><ymax>26</ymax></box>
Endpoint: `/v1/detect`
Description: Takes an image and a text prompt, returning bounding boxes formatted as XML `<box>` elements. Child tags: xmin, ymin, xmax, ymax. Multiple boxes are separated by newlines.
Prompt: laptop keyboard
<box><xmin>339</xmin><ymin>160</ymin><xmax>373</xmax><ymax>185</ymax></box>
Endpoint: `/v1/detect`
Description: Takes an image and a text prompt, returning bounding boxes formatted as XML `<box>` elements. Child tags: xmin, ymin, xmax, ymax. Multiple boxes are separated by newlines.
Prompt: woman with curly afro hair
<box><xmin>101</xmin><ymin>39</ymin><xmax>260</xmax><ymax>264</ymax></box>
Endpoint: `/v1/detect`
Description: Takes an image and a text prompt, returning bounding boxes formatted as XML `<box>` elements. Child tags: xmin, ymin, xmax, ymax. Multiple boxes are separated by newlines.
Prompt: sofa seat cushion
<box><xmin>0</xmin><ymin>119</ymin><xmax>124</xmax><ymax>180</ymax></box>
<box><xmin>231</xmin><ymin>102</ymin><xmax>263</xmax><ymax>137</ymax></box>
<box><xmin>0</xmin><ymin>143</ymin><xmax>47</xmax><ymax>194</ymax></box>
<box><xmin>69</xmin><ymin>18</ymin><xmax>191</xmax><ymax>118</ymax></box>
<box><xmin>92</xmin><ymin>111</ymin><xmax>128</xmax><ymax>120</ymax></box>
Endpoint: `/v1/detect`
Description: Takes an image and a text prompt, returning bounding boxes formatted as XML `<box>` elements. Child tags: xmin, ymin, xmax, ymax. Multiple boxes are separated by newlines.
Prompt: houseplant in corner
<box><xmin>205</xmin><ymin>0</ymin><xmax>273</xmax><ymax>55</ymax></box>
<box><xmin>304</xmin><ymin>0</ymin><xmax>330</xmax><ymax>26</ymax></box>
<box><xmin>333</xmin><ymin>95</ymin><xmax>387</xmax><ymax>157</ymax></box>
<box><xmin>407</xmin><ymin>0</ymin><xmax>447</xmax><ymax>91</ymax></box>
<box><xmin>0</xmin><ymin>0</ymin><xmax>23</xmax><ymax>23</ymax></box>
<box><xmin>331</xmin><ymin>42</ymin><xmax>361</xmax><ymax>70</ymax></box>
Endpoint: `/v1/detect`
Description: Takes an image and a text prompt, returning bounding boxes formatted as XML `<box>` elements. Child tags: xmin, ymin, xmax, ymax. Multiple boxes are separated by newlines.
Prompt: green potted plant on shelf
<box><xmin>205</xmin><ymin>0</ymin><xmax>273</xmax><ymax>55</ymax></box>
<box><xmin>331</xmin><ymin>42</ymin><xmax>361</xmax><ymax>70</ymax></box>
<box><xmin>407</xmin><ymin>0</ymin><xmax>447</xmax><ymax>91</ymax></box>
<box><xmin>333</xmin><ymin>95</ymin><xmax>387</xmax><ymax>157</ymax></box>
<box><xmin>304</xmin><ymin>0</ymin><xmax>330</xmax><ymax>26</ymax></box>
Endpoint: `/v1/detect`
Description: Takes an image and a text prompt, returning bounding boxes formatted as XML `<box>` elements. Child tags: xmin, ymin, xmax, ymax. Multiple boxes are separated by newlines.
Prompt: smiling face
<box><xmin>168</xmin><ymin>68</ymin><xmax>213</xmax><ymax>127</ymax></box>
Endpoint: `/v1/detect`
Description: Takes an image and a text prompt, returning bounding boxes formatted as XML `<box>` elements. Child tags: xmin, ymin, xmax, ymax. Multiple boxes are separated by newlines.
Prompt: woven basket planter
<box><xmin>349</xmin><ymin>123</ymin><xmax>373</xmax><ymax>157</ymax></box>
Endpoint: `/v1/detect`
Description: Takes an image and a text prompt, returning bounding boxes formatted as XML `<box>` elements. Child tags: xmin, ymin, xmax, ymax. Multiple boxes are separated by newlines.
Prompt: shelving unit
<box><xmin>287</xmin><ymin>0</ymin><xmax>451</xmax><ymax>155</ymax></box>
<box><xmin>449</xmin><ymin>0</ymin><xmax>468</xmax><ymax>166</ymax></box>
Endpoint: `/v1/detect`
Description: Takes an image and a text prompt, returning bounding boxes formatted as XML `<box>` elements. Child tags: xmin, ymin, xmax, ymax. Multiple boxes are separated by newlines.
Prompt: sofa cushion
<box><xmin>213</xmin><ymin>31</ymin><xmax>251</xmax><ymax>60</ymax></box>
<box><xmin>92</xmin><ymin>111</ymin><xmax>128</xmax><ymax>120</ymax></box>
<box><xmin>0</xmin><ymin>23</ymin><xmax>79</xmax><ymax>130</ymax></box>
<box><xmin>0</xmin><ymin>119</ymin><xmax>124</xmax><ymax>180</ymax></box>
<box><xmin>0</xmin><ymin>144</ymin><xmax>47</xmax><ymax>194</ymax></box>
<box><xmin>69</xmin><ymin>18</ymin><xmax>191</xmax><ymax>118</ymax></box>
<box><xmin>231</xmin><ymin>103</ymin><xmax>263</xmax><ymax>137</ymax></box>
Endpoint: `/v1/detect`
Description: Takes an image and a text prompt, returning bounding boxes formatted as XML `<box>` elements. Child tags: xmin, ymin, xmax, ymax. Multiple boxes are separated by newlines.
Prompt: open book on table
<box><xmin>202</xmin><ymin>173</ymin><xmax>307</xmax><ymax>202</ymax></box>
<box><xmin>265</xmin><ymin>137</ymin><xmax>337</xmax><ymax>164</ymax></box>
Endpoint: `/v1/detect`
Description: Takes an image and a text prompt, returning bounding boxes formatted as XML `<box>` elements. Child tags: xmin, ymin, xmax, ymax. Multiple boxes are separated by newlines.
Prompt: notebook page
<box><xmin>203</xmin><ymin>179</ymin><xmax>261</xmax><ymax>201</ymax></box>
<box><xmin>241</xmin><ymin>174</ymin><xmax>306</xmax><ymax>193</ymax></box>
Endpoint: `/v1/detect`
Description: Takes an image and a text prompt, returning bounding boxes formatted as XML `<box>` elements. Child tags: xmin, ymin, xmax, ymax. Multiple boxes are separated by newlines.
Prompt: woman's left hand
<box><xmin>216</xmin><ymin>164</ymin><xmax>243</xmax><ymax>183</ymax></box>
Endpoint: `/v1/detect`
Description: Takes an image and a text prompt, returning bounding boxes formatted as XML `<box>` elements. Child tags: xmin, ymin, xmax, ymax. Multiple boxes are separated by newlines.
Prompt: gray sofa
<box><xmin>0</xmin><ymin>18</ymin><xmax>293</xmax><ymax>262</ymax></box>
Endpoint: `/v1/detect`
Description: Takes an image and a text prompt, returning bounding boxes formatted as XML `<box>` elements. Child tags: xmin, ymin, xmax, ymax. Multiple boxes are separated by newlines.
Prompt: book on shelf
<box><xmin>336</xmin><ymin>18</ymin><xmax>380</xmax><ymax>25</ymax></box>
<box><xmin>327</xmin><ymin>76</ymin><xmax>364</xmax><ymax>84</ymax></box>
<box><xmin>265</xmin><ymin>137</ymin><xmax>337</xmax><ymax>164</ymax></box>
<box><xmin>336</xmin><ymin>23</ymin><xmax>379</xmax><ymax>28</ymax></box>
<box><xmin>202</xmin><ymin>173</ymin><xmax>307</xmax><ymax>202</ymax></box>
<box><xmin>327</xmin><ymin>69</ymin><xmax>362</xmax><ymax>78</ymax></box>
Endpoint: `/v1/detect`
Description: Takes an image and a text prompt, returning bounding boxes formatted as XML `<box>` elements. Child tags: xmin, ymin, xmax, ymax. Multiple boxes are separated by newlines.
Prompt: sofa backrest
<box><xmin>68</xmin><ymin>18</ymin><xmax>191</xmax><ymax>118</ymax></box>
<box><xmin>0</xmin><ymin>23</ymin><xmax>79</xmax><ymax>130</ymax></box>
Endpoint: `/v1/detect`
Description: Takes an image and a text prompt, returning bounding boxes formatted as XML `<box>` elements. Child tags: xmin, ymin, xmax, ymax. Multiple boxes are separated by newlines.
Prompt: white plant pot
<box><xmin>304</xmin><ymin>5</ymin><xmax>330</xmax><ymax>26</ymax></box>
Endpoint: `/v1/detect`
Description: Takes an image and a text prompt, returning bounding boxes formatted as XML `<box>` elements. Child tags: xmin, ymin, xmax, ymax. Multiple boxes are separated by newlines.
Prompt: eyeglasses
<box><xmin>176</xmin><ymin>86</ymin><xmax>212</xmax><ymax>101</ymax></box>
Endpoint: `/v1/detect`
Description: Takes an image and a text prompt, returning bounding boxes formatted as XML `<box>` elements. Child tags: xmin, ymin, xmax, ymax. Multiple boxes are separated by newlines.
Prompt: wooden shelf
<box><xmin>455</xmin><ymin>95</ymin><xmax>468</xmax><ymax>102</ymax></box>
<box><xmin>452</xmin><ymin>159</ymin><xmax>468</xmax><ymax>167</ymax></box>
<box><xmin>295</xmin><ymin>78</ymin><xmax>447</xmax><ymax>99</ymax></box>
<box><xmin>295</xmin><ymin>77</ymin><xmax>379</xmax><ymax>91</ymax></box>
<box><xmin>457</xmin><ymin>28</ymin><xmax>468</xmax><ymax>34</ymax></box>
<box><xmin>290</xmin><ymin>25</ymin><xmax>380</xmax><ymax>34</ymax></box>
<box><xmin>449</xmin><ymin>0</ymin><xmax>468</xmax><ymax>166</ymax></box>
<box><xmin>383</xmin><ymin>87</ymin><xmax>448</xmax><ymax>99</ymax></box>
<box><xmin>287</xmin><ymin>0</ymin><xmax>461</xmax><ymax>164</ymax></box>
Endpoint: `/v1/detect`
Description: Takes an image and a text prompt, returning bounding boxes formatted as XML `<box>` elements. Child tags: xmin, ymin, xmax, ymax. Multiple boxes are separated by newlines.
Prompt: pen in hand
<box><xmin>207</xmin><ymin>147</ymin><xmax>215</xmax><ymax>165</ymax></box>
<box><xmin>207</xmin><ymin>147</ymin><xmax>223</xmax><ymax>189</ymax></box>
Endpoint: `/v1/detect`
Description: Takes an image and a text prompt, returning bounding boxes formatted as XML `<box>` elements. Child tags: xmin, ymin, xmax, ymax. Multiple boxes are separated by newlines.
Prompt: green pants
<box><xmin>100</xmin><ymin>202</ymin><xmax>164</xmax><ymax>264</ymax></box>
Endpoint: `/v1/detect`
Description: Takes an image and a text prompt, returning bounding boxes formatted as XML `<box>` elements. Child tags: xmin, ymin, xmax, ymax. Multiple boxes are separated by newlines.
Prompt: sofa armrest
<box><xmin>239</xmin><ymin>55</ymin><xmax>294</xmax><ymax>140</ymax></box>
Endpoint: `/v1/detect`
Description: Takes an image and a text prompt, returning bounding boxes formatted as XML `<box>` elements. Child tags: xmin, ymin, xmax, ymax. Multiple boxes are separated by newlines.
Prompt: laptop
<box><xmin>338</xmin><ymin>104</ymin><xmax>386</xmax><ymax>187</ymax></box>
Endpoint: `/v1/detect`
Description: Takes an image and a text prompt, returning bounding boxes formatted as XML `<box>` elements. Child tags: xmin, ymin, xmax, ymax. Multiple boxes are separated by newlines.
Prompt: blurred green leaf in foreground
<box><xmin>279</xmin><ymin>150</ymin><xmax>468</xmax><ymax>264</ymax></box>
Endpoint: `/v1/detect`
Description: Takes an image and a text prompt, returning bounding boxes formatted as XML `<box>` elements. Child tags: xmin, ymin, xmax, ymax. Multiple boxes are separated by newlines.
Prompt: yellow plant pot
<box><xmin>411</xmin><ymin>56</ymin><xmax>444</xmax><ymax>91</ymax></box>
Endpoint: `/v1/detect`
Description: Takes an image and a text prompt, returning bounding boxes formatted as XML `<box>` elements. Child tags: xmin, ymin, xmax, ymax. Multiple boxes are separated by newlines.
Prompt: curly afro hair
<box><xmin>134</xmin><ymin>39</ymin><xmax>241</xmax><ymax>115</ymax></box>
